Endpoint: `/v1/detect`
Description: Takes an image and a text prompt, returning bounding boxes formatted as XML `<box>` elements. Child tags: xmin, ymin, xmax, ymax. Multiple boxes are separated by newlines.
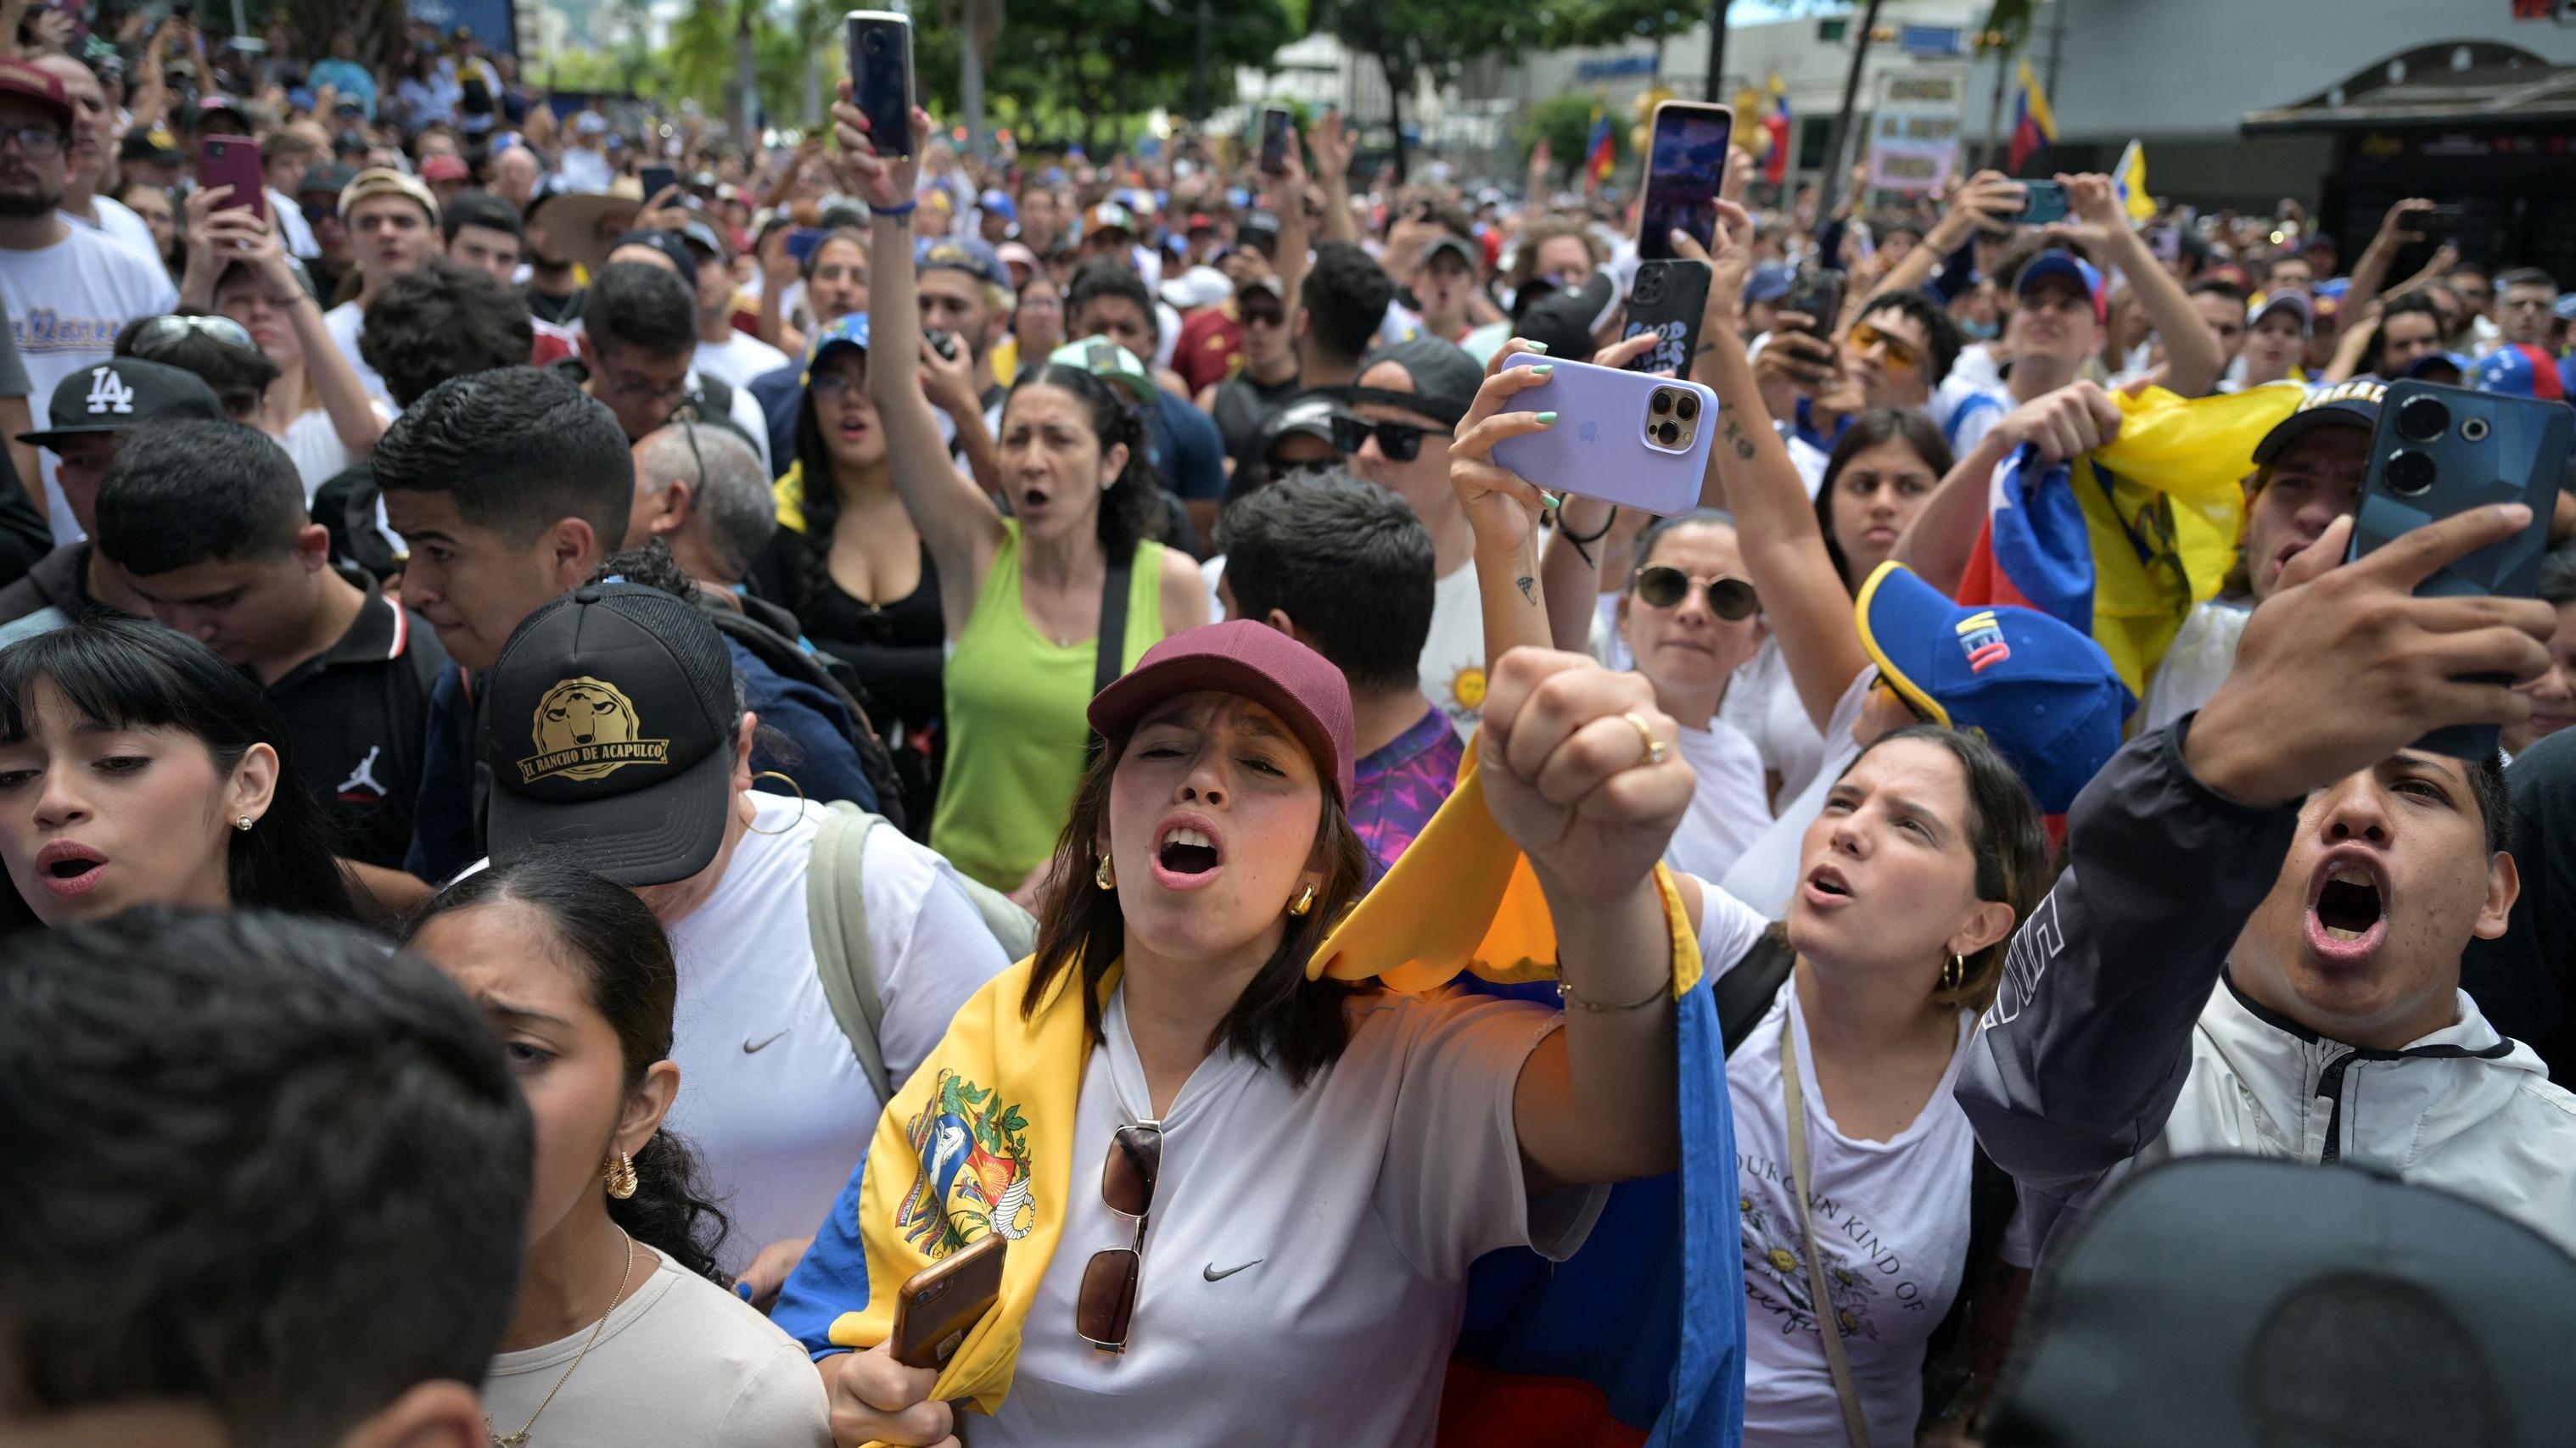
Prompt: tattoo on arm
<box><xmin>1516</xmin><ymin>575</ymin><xmax>1537</xmax><ymax>606</ymax></box>
<box><xmin>1723</xmin><ymin>414</ymin><xmax>1755</xmax><ymax>461</ymax></box>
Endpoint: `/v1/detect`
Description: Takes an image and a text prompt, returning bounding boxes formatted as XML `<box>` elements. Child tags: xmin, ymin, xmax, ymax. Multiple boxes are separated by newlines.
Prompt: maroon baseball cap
<box><xmin>0</xmin><ymin>59</ymin><xmax>73</xmax><ymax>128</ymax></box>
<box><xmin>1087</xmin><ymin>620</ymin><xmax>1357</xmax><ymax>802</ymax></box>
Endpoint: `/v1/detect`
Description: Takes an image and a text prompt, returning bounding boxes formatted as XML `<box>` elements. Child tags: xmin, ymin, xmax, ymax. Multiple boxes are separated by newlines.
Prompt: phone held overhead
<box><xmin>1492</xmin><ymin>354</ymin><xmax>1716</xmax><ymax>517</ymax></box>
<box><xmin>846</xmin><ymin>9</ymin><xmax>916</xmax><ymax>158</ymax></box>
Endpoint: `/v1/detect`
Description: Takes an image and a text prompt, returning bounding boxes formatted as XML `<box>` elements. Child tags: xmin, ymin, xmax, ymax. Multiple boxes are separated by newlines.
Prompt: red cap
<box><xmin>0</xmin><ymin>59</ymin><xmax>73</xmax><ymax>128</ymax></box>
<box><xmin>422</xmin><ymin>154</ymin><xmax>470</xmax><ymax>182</ymax></box>
<box><xmin>1087</xmin><ymin>620</ymin><xmax>1357</xmax><ymax>802</ymax></box>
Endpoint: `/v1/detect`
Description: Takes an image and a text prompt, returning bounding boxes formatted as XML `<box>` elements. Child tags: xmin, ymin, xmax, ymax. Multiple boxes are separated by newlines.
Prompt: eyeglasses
<box><xmin>1076</xmin><ymin>1121</ymin><xmax>1162</xmax><ymax>1353</ymax></box>
<box><xmin>1847</xmin><ymin>320</ymin><xmax>1923</xmax><ymax>372</ymax></box>
<box><xmin>1329</xmin><ymin>415</ymin><xmax>1448</xmax><ymax>463</ymax></box>
<box><xmin>0</xmin><ymin>125</ymin><xmax>64</xmax><ymax>157</ymax></box>
<box><xmin>597</xmin><ymin>361</ymin><xmax>688</xmax><ymax>406</ymax></box>
<box><xmin>130</xmin><ymin>313</ymin><xmax>260</xmax><ymax>356</ymax></box>
<box><xmin>1240</xmin><ymin>306</ymin><xmax>1285</xmax><ymax>329</ymax></box>
<box><xmin>1632</xmin><ymin>564</ymin><xmax>1758</xmax><ymax>619</ymax></box>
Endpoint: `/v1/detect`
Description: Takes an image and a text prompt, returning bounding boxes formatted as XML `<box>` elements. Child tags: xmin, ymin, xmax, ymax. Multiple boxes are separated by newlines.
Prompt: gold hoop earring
<box><xmin>1939</xmin><ymin>953</ymin><xmax>1966</xmax><ymax>992</ymax></box>
<box><xmin>1095</xmin><ymin>853</ymin><xmax>1117</xmax><ymax>890</ymax></box>
<box><xmin>603</xmin><ymin>1150</ymin><xmax>638</xmax><ymax>1199</ymax></box>
<box><xmin>742</xmin><ymin>770</ymin><xmax>807</xmax><ymax>835</ymax></box>
<box><xmin>235</xmin><ymin>815</ymin><xmax>254</xmax><ymax>831</ymax></box>
<box><xmin>1287</xmin><ymin>883</ymin><xmax>1317</xmax><ymax>917</ymax></box>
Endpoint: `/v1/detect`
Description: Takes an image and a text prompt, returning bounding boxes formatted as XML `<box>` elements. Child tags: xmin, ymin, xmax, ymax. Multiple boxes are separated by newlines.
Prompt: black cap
<box><xmin>20</xmin><ymin>359</ymin><xmax>226</xmax><ymax>448</ymax></box>
<box><xmin>1515</xmin><ymin>271</ymin><xmax>1620</xmax><ymax>365</ymax></box>
<box><xmin>1985</xmin><ymin>1157</ymin><xmax>2576</xmax><ymax>1448</ymax></box>
<box><xmin>604</xmin><ymin>228</ymin><xmax>697</xmax><ymax>280</ymax></box>
<box><xmin>484</xmin><ymin>583</ymin><xmax>739</xmax><ymax>887</ymax></box>
<box><xmin>1352</xmin><ymin>335</ymin><xmax>1482</xmax><ymax>428</ymax></box>
<box><xmin>300</xmin><ymin>161</ymin><xmax>358</xmax><ymax>199</ymax></box>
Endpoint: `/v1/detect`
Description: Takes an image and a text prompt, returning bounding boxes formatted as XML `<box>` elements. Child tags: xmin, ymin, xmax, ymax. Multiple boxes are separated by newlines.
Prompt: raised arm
<box><xmin>1443</xmin><ymin>341</ymin><xmax>1562</xmax><ymax>667</ymax></box>
<box><xmin>1890</xmin><ymin>381</ymin><xmax>2122</xmax><ymax>595</ymax></box>
<box><xmin>1536</xmin><ymin>333</ymin><xmax>1666</xmax><ymax>653</ymax></box>
<box><xmin>1308</xmin><ymin>111</ymin><xmax>1360</xmax><ymax>247</ymax></box>
<box><xmin>835</xmin><ymin>90</ymin><xmax>1005</xmax><ymax>639</ymax></box>
<box><xmin>1862</xmin><ymin>171</ymin><xmax>2020</xmax><ymax>312</ymax></box>
<box><xmin>1672</xmin><ymin>206</ymin><xmax>1869</xmax><ymax>733</ymax></box>
<box><xmin>2058</xmin><ymin>174</ymin><xmax>2223</xmax><ymax>399</ymax></box>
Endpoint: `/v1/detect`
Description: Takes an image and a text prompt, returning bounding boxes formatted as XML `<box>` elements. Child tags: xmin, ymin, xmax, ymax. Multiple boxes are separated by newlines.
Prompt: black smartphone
<box><xmin>2347</xmin><ymin>379</ymin><xmax>2575</xmax><ymax>758</ymax></box>
<box><xmin>1257</xmin><ymin>104</ymin><xmax>1292</xmax><ymax>177</ymax></box>
<box><xmin>846</xmin><ymin>9</ymin><xmax>916</xmax><ymax>159</ymax></box>
<box><xmin>1620</xmin><ymin>259</ymin><xmax>1713</xmax><ymax>377</ymax></box>
<box><xmin>1783</xmin><ymin>266</ymin><xmax>1845</xmax><ymax>341</ymax></box>
<box><xmin>2014</xmin><ymin>179</ymin><xmax>2069</xmax><ymax>225</ymax></box>
<box><xmin>1638</xmin><ymin>100</ymin><xmax>1732</xmax><ymax>263</ymax></box>
<box><xmin>638</xmin><ymin>164</ymin><xmax>678</xmax><ymax>200</ymax></box>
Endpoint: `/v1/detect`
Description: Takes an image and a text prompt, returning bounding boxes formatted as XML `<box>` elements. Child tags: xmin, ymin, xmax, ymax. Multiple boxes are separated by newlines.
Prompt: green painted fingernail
<box><xmin>1526</xmin><ymin>340</ymin><xmax>1550</xmax><ymax>354</ymax></box>
<box><xmin>1530</xmin><ymin>364</ymin><xmax>1554</xmax><ymax>376</ymax></box>
<box><xmin>1536</xmin><ymin>411</ymin><xmax>1558</xmax><ymax>425</ymax></box>
<box><xmin>1540</xmin><ymin>490</ymin><xmax>1563</xmax><ymax>509</ymax></box>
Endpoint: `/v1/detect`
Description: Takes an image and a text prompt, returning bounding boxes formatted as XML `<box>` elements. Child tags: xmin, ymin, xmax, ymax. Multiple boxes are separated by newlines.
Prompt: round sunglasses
<box><xmin>1632</xmin><ymin>564</ymin><xmax>1758</xmax><ymax>619</ymax></box>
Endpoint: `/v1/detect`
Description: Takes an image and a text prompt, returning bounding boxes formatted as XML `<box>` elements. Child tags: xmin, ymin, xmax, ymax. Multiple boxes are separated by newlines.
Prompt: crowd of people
<box><xmin>4</xmin><ymin>9</ymin><xmax>2576</xmax><ymax>1447</ymax></box>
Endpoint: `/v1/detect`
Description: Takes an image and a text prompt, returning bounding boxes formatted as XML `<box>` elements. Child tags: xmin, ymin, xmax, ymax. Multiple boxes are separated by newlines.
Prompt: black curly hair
<box><xmin>1004</xmin><ymin>361</ymin><xmax>1166</xmax><ymax>565</ymax></box>
<box><xmin>403</xmin><ymin>855</ymin><xmax>735</xmax><ymax>1283</ymax></box>
<box><xmin>355</xmin><ymin>260</ymin><xmax>537</xmax><ymax>409</ymax></box>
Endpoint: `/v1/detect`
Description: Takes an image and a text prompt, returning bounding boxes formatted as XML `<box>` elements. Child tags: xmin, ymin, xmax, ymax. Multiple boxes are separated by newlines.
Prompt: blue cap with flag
<box><xmin>2017</xmin><ymin>249</ymin><xmax>2106</xmax><ymax>323</ymax></box>
<box><xmin>1854</xmin><ymin>562</ymin><xmax>2132</xmax><ymax>813</ymax></box>
<box><xmin>799</xmin><ymin>312</ymin><xmax>868</xmax><ymax>387</ymax></box>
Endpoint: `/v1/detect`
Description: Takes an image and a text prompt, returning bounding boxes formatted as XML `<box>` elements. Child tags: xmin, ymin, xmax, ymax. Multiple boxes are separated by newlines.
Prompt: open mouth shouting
<box><xmin>2305</xmin><ymin>847</ymin><xmax>2388</xmax><ymax>964</ymax></box>
<box><xmin>1151</xmin><ymin>813</ymin><xmax>1224</xmax><ymax>891</ymax></box>
<box><xmin>1800</xmin><ymin>860</ymin><xmax>1854</xmax><ymax>911</ymax></box>
<box><xmin>34</xmin><ymin>840</ymin><xmax>108</xmax><ymax>899</ymax></box>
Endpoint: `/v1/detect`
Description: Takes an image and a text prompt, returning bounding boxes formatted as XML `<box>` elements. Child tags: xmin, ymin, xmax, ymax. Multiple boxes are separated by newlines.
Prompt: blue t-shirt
<box><xmin>725</xmin><ymin>636</ymin><xmax>878</xmax><ymax>813</ymax></box>
<box><xmin>1145</xmin><ymin>387</ymin><xmax>1226</xmax><ymax>500</ymax></box>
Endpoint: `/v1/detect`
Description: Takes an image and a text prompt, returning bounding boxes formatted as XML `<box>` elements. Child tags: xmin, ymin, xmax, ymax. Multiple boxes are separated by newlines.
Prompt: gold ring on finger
<box><xmin>1621</xmin><ymin>711</ymin><xmax>1668</xmax><ymax>769</ymax></box>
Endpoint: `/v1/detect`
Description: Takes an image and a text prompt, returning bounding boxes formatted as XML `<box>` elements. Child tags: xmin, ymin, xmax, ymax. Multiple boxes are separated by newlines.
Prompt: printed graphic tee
<box><xmin>0</xmin><ymin>227</ymin><xmax>178</xmax><ymax>540</ymax></box>
<box><xmin>1420</xmin><ymin>559</ymin><xmax>1487</xmax><ymax>741</ymax></box>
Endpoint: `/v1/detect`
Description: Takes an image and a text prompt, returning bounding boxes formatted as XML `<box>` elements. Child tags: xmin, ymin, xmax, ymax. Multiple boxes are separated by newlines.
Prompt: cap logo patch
<box><xmin>84</xmin><ymin>366</ymin><xmax>135</xmax><ymax>417</ymax></box>
<box><xmin>2299</xmin><ymin>378</ymin><xmax>2384</xmax><ymax>414</ymax></box>
<box><xmin>1956</xmin><ymin>612</ymin><xmax>2010</xmax><ymax>673</ymax></box>
<box><xmin>520</xmin><ymin>677</ymin><xmax>666</xmax><ymax>784</ymax></box>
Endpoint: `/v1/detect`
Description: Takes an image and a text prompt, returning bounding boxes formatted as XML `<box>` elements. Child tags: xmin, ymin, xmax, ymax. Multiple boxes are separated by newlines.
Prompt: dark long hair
<box><xmin>1814</xmin><ymin>409</ymin><xmax>1953</xmax><ymax>595</ymax></box>
<box><xmin>1021</xmin><ymin>720</ymin><xmax>1375</xmax><ymax>1088</ymax></box>
<box><xmin>0</xmin><ymin>617</ymin><xmax>356</xmax><ymax>931</ymax></box>
<box><xmin>404</xmin><ymin>855</ymin><xmax>734</xmax><ymax>1282</ymax></box>
<box><xmin>791</xmin><ymin>354</ymin><xmax>865</xmax><ymax>622</ymax></box>
<box><xmin>1005</xmin><ymin>362</ymin><xmax>1165</xmax><ymax>567</ymax></box>
<box><xmin>1838</xmin><ymin>724</ymin><xmax>2050</xmax><ymax>1009</ymax></box>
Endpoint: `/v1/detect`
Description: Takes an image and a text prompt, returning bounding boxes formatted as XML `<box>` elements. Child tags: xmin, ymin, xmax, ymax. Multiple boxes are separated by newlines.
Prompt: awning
<box><xmin>2242</xmin><ymin>41</ymin><xmax>2576</xmax><ymax>134</ymax></box>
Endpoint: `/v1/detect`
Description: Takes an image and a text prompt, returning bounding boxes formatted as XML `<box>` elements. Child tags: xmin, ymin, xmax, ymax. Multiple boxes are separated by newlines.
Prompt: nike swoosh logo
<box><xmin>1201</xmin><ymin>1259</ymin><xmax>1262</xmax><ymax>1283</ymax></box>
<box><xmin>742</xmin><ymin>1030</ymin><xmax>790</xmax><ymax>1054</ymax></box>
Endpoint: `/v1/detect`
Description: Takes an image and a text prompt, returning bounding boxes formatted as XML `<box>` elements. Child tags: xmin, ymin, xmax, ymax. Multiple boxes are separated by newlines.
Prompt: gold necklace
<box><xmin>487</xmin><ymin>1229</ymin><xmax>640</xmax><ymax>1448</ymax></box>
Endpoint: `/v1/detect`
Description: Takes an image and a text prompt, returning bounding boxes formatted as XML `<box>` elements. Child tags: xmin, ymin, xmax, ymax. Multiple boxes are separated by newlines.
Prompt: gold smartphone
<box><xmin>889</xmin><ymin>1233</ymin><xmax>1007</xmax><ymax>1370</ymax></box>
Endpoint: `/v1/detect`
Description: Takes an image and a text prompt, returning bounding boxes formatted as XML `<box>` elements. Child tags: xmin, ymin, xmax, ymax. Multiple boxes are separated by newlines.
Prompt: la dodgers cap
<box><xmin>20</xmin><ymin>359</ymin><xmax>226</xmax><ymax>448</ymax></box>
<box><xmin>483</xmin><ymin>583</ymin><xmax>739</xmax><ymax>887</ymax></box>
<box><xmin>1854</xmin><ymin>562</ymin><xmax>2131</xmax><ymax>815</ymax></box>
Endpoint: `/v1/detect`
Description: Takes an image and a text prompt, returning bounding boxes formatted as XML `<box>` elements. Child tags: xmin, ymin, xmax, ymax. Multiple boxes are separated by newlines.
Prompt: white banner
<box><xmin>1869</xmin><ymin>68</ymin><xmax>1968</xmax><ymax>194</ymax></box>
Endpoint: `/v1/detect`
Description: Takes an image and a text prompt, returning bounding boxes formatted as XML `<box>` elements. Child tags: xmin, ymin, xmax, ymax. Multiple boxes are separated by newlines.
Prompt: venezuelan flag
<box><xmin>1760</xmin><ymin>75</ymin><xmax>1791</xmax><ymax>186</ymax></box>
<box><xmin>2113</xmin><ymin>139</ymin><xmax>2154</xmax><ymax>225</ymax></box>
<box><xmin>1585</xmin><ymin>106</ymin><xmax>1618</xmax><ymax>188</ymax></box>
<box><xmin>2008</xmin><ymin>56</ymin><xmax>2056</xmax><ymax>175</ymax></box>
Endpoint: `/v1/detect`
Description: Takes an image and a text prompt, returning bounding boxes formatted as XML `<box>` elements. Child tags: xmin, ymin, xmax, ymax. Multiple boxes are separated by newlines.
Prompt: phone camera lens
<box><xmin>2384</xmin><ymin>449</ymin><xmax>2438</xmax><ymax>497</ymax></box>
<box><xmin>2394</xmin><ymin>396</ymin><xmax>2450</xmax><ymax>444</ymax></box>
<box><xmin>1673</xmin><ymin>393</ymin><xmax>1699</xmax><ymax>421</ymax></box>
<box><xmin>864</xmin><ymin>31</ymin><xmax>886</xmax><ymax>53</ymax></box>
<box><xmin>2461</xmin><ymin>417</ymin><xmax>2490</xmax><ymax>443</ymax></box>
<box><xmin>1650</xmin><ymin>391</ymin><xmax>1672</xmax><ymax>415</ymax></box>
<box><xmin>1655</xmin><ymin>421</ymin><xmax>1681</xmax><ymax>447</ymax></box>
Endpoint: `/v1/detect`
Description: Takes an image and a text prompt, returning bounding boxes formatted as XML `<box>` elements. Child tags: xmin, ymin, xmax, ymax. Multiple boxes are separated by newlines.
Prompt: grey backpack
<box><xmin>803</xmin><ymin>802</ymin><xmax>1037</xmax><ymax>1099</ymax></box>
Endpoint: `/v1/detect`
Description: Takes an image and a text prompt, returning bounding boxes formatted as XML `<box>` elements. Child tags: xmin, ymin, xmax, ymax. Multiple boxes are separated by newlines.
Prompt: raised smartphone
<box><xmin>2346</xmin><ymin>379</ymin><xmax>2574</xmax><ymax>758</ymax></box>
<box><xmin>889</xmin><ymin>1233</ymin><xmax>1006</xmax><ymax>1370</ymax></box>
<box><xmin>1620</xmin><ymin>258</ymin><xmax>1713</xmax><ymax>377</ymax></box>
<box><xmin>638</xmin><ymin>164</ymin><xmax>679</xmax><ymax>200</ymax></box>
<box><xmin>2014</xmin><ymin>179</ymin><xmax>2069</xmax><ymax>225</ymax></box>
<box><xmin>1257</xmin><ymin>104</ymin><xmax>1293</xmax><ymax>176</ymax></box>
<box><xmin>1637</xmin><ymin>100</ymin><xmax>1732</xmax><ymax>263</ymax></box>
<box><xmin>199</xmin><ymin>135</ymin><xmax>265</xmax><ymax>222</ymax></box>
<box><xmin>846</xmin><ymin>9</ymin><xmax>915</xmax><ymax>159</ymax></box>
<box><xmin>1783</xmin><ymin>266</ymin><xmax>1845</xmax><ymax>341</ymax></box>
<box><xmin>1492</xmin><ymin>354</ymin><xmax>1716</xmax><ymax>517</ymax></box>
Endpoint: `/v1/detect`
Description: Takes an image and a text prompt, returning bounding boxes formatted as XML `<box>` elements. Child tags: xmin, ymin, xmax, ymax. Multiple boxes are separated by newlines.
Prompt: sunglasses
<box><xmin>1632</xmin><ymin>564</ymin><xmax>1758</xmax><ymax>619</ymax></box>
<box><xmin>131</xmin><ymin>313</ymin><xmax>260</xmax><ymax>355</ymax></box>
<box><xmin>1076</xmin><ymin>1121</ymin><xmax>1161</xmax><ymax>1353</ymax></box>
<box><xmin>1328</xmin><ymin>415</ymin><xmax>1448</xmax><ymax>463</ymax></box>
<box><xmin>1847</xmin><ymin>320</ymin><xmax>1923</xmax><ymax>372</ymax></box>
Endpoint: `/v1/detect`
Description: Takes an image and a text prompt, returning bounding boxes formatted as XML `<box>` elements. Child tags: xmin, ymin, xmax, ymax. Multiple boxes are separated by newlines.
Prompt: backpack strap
<box><xmin>805</xmin><ymin>802</ymin><xmax>892</xmax><ymax>1100</ymax></box>
<box><xmin>1084</xmin><ymin>549</ymin><xmax>1135</xmax><ymax>764</ymax></box>
<box><xmin>1716</xmin><ymin>924</ymin><xmax>1796</xmax><ymax>1054</ymax></box>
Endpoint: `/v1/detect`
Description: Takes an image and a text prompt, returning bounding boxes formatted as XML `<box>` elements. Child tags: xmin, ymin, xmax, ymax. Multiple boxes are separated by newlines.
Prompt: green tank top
<box><xmin>932</xmin><ymin>521</ymin><xmax>1168</xmax><ymax>890</ymax></box>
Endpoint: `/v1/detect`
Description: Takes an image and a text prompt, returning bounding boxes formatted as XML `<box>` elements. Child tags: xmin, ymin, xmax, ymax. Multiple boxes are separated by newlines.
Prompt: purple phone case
<box><xmin>1490</xmin><ymin>354</ymin><xmax>1716</xmax><ymax>517</ymax></box>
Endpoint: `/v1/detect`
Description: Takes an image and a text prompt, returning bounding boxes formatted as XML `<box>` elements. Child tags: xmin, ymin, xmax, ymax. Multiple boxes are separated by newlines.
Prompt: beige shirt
<box><xmin>481</xmin><ymin>1246</ymin><xmax>830</xmax><ymax>1447</ymax></box>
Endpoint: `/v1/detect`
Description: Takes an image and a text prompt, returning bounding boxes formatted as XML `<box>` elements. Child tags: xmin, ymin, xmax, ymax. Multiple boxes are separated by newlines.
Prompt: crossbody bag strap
<box><xmin>1779</xmin><ymin>1015</ymin><xmax>1873</xmax><ymax>1448</ymax></box>
<box><xmin>1084</xmin><ymin>551</ymin><xmax>1135</xmax><ymax>765</ymax></box>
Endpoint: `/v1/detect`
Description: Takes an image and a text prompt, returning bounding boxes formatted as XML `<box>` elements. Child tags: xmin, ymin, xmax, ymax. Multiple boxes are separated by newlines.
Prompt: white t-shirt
<box><xmin>1720</xmin><ymin>635</ymin><xmax>1829</xmax><ymax>808</ymax></box>
<box><xmin>658</xmin><ymin>792</ymin><xmax>1011</xmax><ymax>1275</ymax></box>
<box><xmin>713</xmin><ymin>367</ymin><xmax>776</xmax><ymax>475</ymax></box>
<box><xmin>323</xmin><ymin>299</ymin><xmax>394</xmax><ymax>405</ymax></box>
<box><xmin>973</xmin><ymin>985</ymin><xmax>1605</xmax><ymax>1448</ymax></box>
<box><xmin>1200</xmin><ymin>551</ymin><xmax>1228</xmax><ymax>622</ymax></box>
<box><xmin>269</xmin><ymin>189</ymin><xmax>320</xmax><ymax>260</ymax></box>
<box><xmin>65</xmin><ymin>194</ymin><xmax>160</xmax><ymax>263</ymax></box>
<box><xmin>280</xmin><ymin>400</ymin><xmax>394</xmax><ymax>501</ymax></box>
<box><xmin>1729</xmin><ymin>976</ymin><xmax>1977</xmax><ymax>1446</ymax></box>
<box><xmin>1421</xmin><ymin>559</ymin><xmax>1487</xmax><ymax>741</ymax></box>
<box><xmin>481</xmin><ymin>1247</ymin><xmax>831</xmax><ymax>1446</ymax></box>
<box><xmin>0</xmin><ymin>226</ymin><xmax>179</xmax><ymax>541</ymax></box>
<box><xmin>696</xmin><ymin>330</ymin><xmax>790</xmax><ymax>390</ymax></box>
<box><xmin>2139</xmin><ymin>596</ymin><xmax>2248</xmax><ymax>735</ymax></box>
<box><xmin>1665</xmin><ymin>718</ymin><xmax>1772</xmax><ymax>883</ymax></box>
<box><xmin>556</xmin><ymin>145</ymin><xmax>614</xmax><ymax>192</ymax></box>
<box><xmin>1718</xmin><ymin>668</ymin><xmax>1872</xmax><ymax>920</ymax></box>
